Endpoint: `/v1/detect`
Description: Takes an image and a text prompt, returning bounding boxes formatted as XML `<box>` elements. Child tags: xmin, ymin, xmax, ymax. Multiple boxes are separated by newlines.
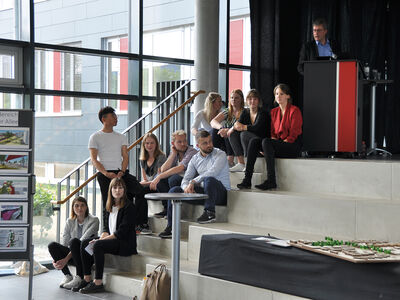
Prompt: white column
<box><xmin>194</xmin><ymin>0</ymin><xmax>219</xmax><ymax>114</ymax></box>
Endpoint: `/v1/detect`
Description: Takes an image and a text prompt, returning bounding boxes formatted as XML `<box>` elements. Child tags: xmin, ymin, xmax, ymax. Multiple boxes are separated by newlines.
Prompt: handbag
<box><xmin>140</xmin><ymin>264</ymin><xmax>171</xmax><ymax>300</ymax></box>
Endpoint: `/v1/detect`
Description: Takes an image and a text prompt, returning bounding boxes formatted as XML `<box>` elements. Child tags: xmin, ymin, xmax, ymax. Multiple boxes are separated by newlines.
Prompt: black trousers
<box><xmin>245</xmin><ymin>137</ymin><xmax>301</xmax><ymax>181</ymax></box>
<box><xmin>81</xmin><ymin>238</ymin><xmax>122</xmax><ymax>280</ymax></box>
<box><xmin>48</xmin><ymin>238</ymin><xmax>84</xmax><ymax>277</ymax></box>
<box><xmin>229</xmin><ymin>130</ymin><xmax>259</xmax><ymax>157</ymax></box>
<box><xmin>211</xmin><ymin>128</ymin><xmax>234</xmax><ymax>156</ymax></box>
<box><xmin>97</xmin><ymin>170</ymin><xmax>147</xmax><ymax>225</ymax></box>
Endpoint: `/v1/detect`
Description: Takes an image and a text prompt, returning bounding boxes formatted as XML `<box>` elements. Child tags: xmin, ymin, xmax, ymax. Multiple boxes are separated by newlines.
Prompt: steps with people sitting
<box><xmin>99</xmin><ymin>157</ymin><xmax>400</xmax><ymax>299</ymax></box>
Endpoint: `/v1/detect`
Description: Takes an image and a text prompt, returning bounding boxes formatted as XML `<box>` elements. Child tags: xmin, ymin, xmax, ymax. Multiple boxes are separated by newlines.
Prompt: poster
<box><xmin>0</xmin><ymin>127</ymin><xmax>29</xmax><ymax>149</ymax></box>
<box><xmin>0</xmin><ymin>227</ymin><xmax>27</xmax><ymax>251</ymax></box>
<box><xmin>0</xmin><ymin>202</ymin><xmax>28</xmax><ymax>224</ymax></box>
<box><xmin>0</xmin><ymin>152</ymin><xmax>29</xmax><ymax>174</ymax></box>
<box><xmin>0</xmin><ymin>176</ymin><xmax>28</xmax><ymax>199</ymax></box>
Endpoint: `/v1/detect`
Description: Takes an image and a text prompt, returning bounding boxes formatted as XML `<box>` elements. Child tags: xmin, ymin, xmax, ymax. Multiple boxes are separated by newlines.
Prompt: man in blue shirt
<box><xmin>297</xmin><ymin>18</ymin><xmax>341</xmax><ymax>75</ymax></box>
<box><xmin>159</xmin><ymin>130</ymin><xmax>231</xmax><ymax>238</ymax></box>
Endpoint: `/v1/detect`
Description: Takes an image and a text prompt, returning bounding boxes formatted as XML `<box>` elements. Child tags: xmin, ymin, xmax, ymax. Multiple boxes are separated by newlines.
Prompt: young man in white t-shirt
<box><xmin>88</xmin><ymin>106</ymin><xmax>150</xmax><ymax>234</ymax></box>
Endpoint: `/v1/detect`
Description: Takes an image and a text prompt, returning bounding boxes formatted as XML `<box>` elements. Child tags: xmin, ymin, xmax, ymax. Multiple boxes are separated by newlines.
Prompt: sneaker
<box><xmin>255</xmin><ymin>180</ymin><xmax>277</xmax><ymax>190</ymax></box>
<box><xmin>59</xmin><ymin>274</ymin><xmax>73</xmax><ymax>288</ymax></box>
<box><xmin>79</xmin><ymin>282</ymin><xmax>105</xmax><ymax>294</ymax></box>
<box><xmin>237</xmin><ymin>178</ymin><xmax>251</xmax><ymax>189</ymax></box>
<box><xmin>154</xmin><ymin>209</ymin><xmax>167</xmax><ymax>218</ymax></box>
<box><xmin>136</xmin><ymin>224</ymin><xmax>152</xmax><ymax>235</ymax></box>
<box><xmin>229</xmin><ymin>163</ymin><xmax>245</xmax><ymax>172</ymax></box>
<box><xmin>71</xmin><ymin>280</ymin><xmax>90</xmax><ymax>292</ymax></box>
<box><xmin>197</xmin><ymin>210</ymin><xmax>216</xmax><ymax>224</ymax></box>
<box><xmin>158</xmin><ymin>226</ymin><xmax>172</xmax><ymax>239</ymax></box>
<box><xmin>63</xmin><ymin>275</ymin><xmax>83</xmax><ymax>289</ymax></box>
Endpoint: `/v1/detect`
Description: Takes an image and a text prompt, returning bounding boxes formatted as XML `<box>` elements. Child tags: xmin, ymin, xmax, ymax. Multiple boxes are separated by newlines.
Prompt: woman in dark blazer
<box><xmin>77</xmin><ymin>177</ymin><xmax>137</xmax><ymax>294</ymax></box>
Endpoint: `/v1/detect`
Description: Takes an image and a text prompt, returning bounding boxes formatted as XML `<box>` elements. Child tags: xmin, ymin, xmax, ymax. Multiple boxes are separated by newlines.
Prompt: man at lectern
<box><xmin>297</xmin><ymin>18</ymin><xmax>341</xmax><ymax>75</ymax></box>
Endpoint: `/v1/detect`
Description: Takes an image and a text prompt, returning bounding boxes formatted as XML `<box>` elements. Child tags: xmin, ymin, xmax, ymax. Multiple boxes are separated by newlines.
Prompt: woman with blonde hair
<box><xmin>191</xmin><ymin>92</ymin><xmax>223</xmax><ymax>136</ymax></box>
<box><xmin>237</xmin><ymin>84</ymin><xmax>302</xmax><ymax>190</ymax></box>
<box><xmin>137</xmin><ymin>132</ymin><xmax>166</xmax><ymax>234</ymax></box>
<box><xmin>48</xmin><ymin>196</ymin><xmax>99</xmax><ymax>290</ymax></box>
<box><xmin>78</xmin><ymin>177</ymin><xmax>137</xmax><ymax>293</ymax></box>
<box><xmin>211</xmin><ymin>89</ymin><xmax>245</xmax><ymax>167</ymax></box>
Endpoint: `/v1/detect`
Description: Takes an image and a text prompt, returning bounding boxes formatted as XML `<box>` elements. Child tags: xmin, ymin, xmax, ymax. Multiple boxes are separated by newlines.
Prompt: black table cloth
<box><xmin>198</xmin><ymin>234</ymin><xmax>400</xmax><ymax>300</ymax></box>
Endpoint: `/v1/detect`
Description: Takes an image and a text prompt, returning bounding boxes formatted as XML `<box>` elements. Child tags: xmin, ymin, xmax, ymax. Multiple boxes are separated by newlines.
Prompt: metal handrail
<box><xmin>52</xmin><ymin>87</ymin><xmax>204</xmax><ymax>205</ymax></box>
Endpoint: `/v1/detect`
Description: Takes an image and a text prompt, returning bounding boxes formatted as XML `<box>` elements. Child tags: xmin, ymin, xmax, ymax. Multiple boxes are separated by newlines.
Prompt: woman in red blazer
<box><xmin>238</xmin><ymin>84</ymin><xmax>303</xmax><ymax>190</ymax></box>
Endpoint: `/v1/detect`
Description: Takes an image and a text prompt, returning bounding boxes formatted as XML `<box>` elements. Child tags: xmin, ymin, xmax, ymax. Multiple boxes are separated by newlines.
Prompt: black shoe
<box><xmin>71</xmin><ymin>280</ymin><xmax>90</xmax><ymax>292</ymax></box>
<box><xmin>154</xmin><ymin>209</ymin><xmax>167</xmax><ymax>218</ymax></box>
<box><xmin>79</xmin><ymin>282</ymin><xmax>105</xmax><ymax>294</ymax></box>
<box><xmin>237</xmin><ymin>178</ymin><xmax>251</xmax><ymax>189</ymax></box>
<box><xmin>136</xmin><ymin>223</ymin><xmax>152</xmax><ymax>235</ymax></box>
<box><xmin>197</xmin><ymin>210</ymin><xmax>216</xmax><ymax>224</ymax></box>
<box><xmin>255</xmin><ymin>180</ymin><xmax>277</xmax><ymax>190</ymax></box>
<box><xmin>158</xmin><ymin>226</ymin><xmax>172</xmax><ymax>238</ymax></box>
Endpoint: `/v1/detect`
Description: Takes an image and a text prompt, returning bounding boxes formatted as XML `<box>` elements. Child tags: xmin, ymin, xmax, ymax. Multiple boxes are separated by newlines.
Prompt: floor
<box><xmin>0</xmin><ymin>269</ymin><xmax>131</xmax><ymax>300</ymax></box>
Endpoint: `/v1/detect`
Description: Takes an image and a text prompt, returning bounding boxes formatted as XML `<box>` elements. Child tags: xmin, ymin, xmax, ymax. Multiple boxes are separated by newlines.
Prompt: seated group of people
<box><xmin>49</xmin><ymin>83</ymin><xmax>303</xmax><ymax>293</ymax></box>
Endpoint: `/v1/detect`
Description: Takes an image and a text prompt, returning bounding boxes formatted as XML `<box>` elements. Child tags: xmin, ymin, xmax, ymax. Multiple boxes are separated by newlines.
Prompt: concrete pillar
<box><xmin>194</xmin><ymin>0</ymin><xmax>219</xmax><ymax>114</ymax></box>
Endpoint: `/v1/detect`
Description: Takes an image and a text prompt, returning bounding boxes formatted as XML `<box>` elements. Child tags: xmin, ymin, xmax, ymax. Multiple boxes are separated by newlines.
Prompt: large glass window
<box><xmin>104</xmin><ymin>35</ymin><xmax>129</xmax><ymax>112</ymax></box>
<box><xmin>143</xmin><ymin>0</ymin><xmax>194</xmax><ymax>59</ymax></box>
<box><xmin>143</xmin><ymin>61</ymin><xmax>193</xmax><ymax>97</ymax></box>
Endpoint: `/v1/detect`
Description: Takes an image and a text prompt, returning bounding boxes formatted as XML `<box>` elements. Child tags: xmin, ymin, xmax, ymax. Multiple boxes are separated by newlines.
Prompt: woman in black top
<box><xmin>229</xmin><ymin>89</ymin><xmax>268</xmax><ymax>172</ymax></box>
<box><xmin>77</xmin><ymin>177</ymin><xmax>137</xmax><ymax>294</ymax></box>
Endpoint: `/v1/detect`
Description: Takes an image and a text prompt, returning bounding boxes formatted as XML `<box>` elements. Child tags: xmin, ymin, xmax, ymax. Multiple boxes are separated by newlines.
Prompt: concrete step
<box><xmin>275</xmin><ymin>158</ymin><xmax>400</xmax><ymax>201</ymax></box>
<box><xmin>230</xmin><ymin>171</ymin><xmax>266</xmax><ymax>188</ymax></box>
<box><xmin>137</xmin><ymin>234</ymin><xmax>189</xmax><ymax>260</ymax></box>
<box><xmin>144</xmin><ymin>260</ymin><xmax>309</xmax><ymax>300</ymax></box>
<box><xmin>104</xmin><ymin>251</ymin><xmax>167</xmax><ymax>274</ymax></box>
<box><xmin>227</xmin><ymin>189</ymin><xmax>400</xmax><ymax>242</ymax></box>
<box><xmin>105</xmin><ymin>271</ymin><xmax>144</xmax><ymax>298</ymax></box>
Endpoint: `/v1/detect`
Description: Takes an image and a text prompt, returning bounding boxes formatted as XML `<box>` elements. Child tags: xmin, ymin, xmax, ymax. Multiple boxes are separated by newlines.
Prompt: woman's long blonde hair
<box><xmin>105</xmin><ymin>178</ymin><xmax>128</xmax><ymax>212</ymax></box>
<box><xmin>139</xmin><ymin>132</ymin><xmax>165</xmax><ymax>161</ymax></box>
<box><xmin>204</xmin><ymin>92</ymin><xmax>221</xmax><ymax>123</ymax></box>
<box><xmin>227</xmin><ymin>89</ymin><xmax>244</xmax><ymax>122</ymax></box>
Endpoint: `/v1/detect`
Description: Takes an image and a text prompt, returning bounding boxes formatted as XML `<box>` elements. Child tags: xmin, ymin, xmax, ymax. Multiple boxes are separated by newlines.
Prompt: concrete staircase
<box><xmin>99</xmin><ymin>157</ymin><xmax>400</xmax><ymax>299</ymax></box>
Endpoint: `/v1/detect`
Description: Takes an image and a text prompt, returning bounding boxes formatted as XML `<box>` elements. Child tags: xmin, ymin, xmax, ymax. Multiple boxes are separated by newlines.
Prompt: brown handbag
<box><xmin>140</xmin><ymin>264</ymin><xmax>171</xmax><ymax>300</ymax></box>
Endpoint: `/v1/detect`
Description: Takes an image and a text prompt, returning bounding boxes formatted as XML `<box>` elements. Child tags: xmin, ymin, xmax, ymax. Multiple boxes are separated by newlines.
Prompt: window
<box><xmin>0</xmin><ymin>46</ymin><xmax>23</xmax><ymax>86</ymax></box>
<box><xmin>104</xmin><ymin>36</ymin><xmax>128</xmax><ymax>112</ymax></box>
<box><xmin>60</xmin><ymin>50</ymin><xmax>82</xmax><ymax>112</ymax></box>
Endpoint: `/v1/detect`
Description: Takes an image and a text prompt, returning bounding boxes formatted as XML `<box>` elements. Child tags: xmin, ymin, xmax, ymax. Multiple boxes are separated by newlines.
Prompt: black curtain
<box><xmin>250</xmin><ymin>0</ymin><xmax>399</xmax><ymax>153</ymax></box>
<box><xmin>249</xmin><ymin>0</ymin><xmax>280</xmax><ymax>112</ymax></box>
<box><xmin>386</xmin><ymin>0</ymin><xmax>400</xmax><ymax>153</ymax></box>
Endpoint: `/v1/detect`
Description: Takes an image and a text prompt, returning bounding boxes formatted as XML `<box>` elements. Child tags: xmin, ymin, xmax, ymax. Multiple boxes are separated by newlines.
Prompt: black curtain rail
<box><xmin>33</xmin><ymin>89</ymin><xmax>139</xmax><ymax>101</ymax></box>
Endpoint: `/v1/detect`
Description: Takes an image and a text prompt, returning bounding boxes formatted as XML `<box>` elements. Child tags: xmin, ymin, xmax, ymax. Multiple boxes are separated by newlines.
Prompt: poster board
<box><xmin>0</xmin><ymin>110</ymin><xmax>33</xmax><ymax>261</ymax></box>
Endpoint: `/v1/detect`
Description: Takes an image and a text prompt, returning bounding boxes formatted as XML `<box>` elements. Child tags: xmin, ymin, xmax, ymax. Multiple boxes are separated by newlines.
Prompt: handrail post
<box><xmin>92</xmin><ymin>166</ymin><xmax>97</xmax><ymax>216</ymax></box>
<box><xmin>66</xmin><ymin>177</ymin><xmax>70</xmax><ymax>219</ymax></box>
<box><xmin>56</xmin><ymin>182</ymin><xmax>61</xmax><ymax>243</ymax></box>
<box><xmin>84</xmin><ymin>163</ymin><xmax>89</xmax><ymax>201</ymax></box>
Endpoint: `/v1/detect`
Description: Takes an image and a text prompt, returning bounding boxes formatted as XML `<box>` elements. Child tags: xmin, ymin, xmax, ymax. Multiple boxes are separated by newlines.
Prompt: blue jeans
<box><xmin>166</xmin><ymin>176</ymin><xmax>227</xmax><ymax>227</ymax></box>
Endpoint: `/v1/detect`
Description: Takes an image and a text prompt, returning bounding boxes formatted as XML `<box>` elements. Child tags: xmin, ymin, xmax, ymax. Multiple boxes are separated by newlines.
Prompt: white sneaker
<box><xmin>59</xmin><ymin>274</ymin><xmax>73</xmax><ymax>288</ymax></box>
<box><xmin>229</xmin><ymin>163</ymin><xmax>245</xmax><ymax>172</ymax></box>
<box><xmin>63</xmin><ymin>275</ymin><xmax>83</xmax><ymax>289</ymax></box>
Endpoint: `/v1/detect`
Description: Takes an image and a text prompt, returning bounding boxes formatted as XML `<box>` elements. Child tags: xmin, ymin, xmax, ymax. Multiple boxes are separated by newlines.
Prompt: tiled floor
<box><xmin>0</xmin><ymin>269</ymin><xmax>131</xmax><ymax>300</ymax></box>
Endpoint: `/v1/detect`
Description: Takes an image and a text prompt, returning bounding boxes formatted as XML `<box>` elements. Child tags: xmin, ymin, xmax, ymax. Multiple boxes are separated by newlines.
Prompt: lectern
<box><xmin>303</xmin><ymin>60</ymin><xmax>363</xmax><ymax>152</ymax></box>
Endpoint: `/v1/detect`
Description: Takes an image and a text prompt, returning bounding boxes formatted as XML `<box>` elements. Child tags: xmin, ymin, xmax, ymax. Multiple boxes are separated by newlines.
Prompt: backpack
<box><xmin>140</xmin><ymin>264</ymin><xmax>171</xmax><ymax>300</ymax></box>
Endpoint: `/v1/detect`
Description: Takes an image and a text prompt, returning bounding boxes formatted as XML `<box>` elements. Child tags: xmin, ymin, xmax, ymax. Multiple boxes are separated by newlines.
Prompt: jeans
<box><xmin>166</xmin><ymin>177</ymin><xmax>227</xmax><ymax>227</ymax></box>
<box><xmin>48</xmin><ymin>238</ymin><xmax>84</xmax><ymax>277</ymax></box>
<box><xmin>211</xmin><ymin>128</ymin><xmax>234</xmax><ymax>156</ymax></box>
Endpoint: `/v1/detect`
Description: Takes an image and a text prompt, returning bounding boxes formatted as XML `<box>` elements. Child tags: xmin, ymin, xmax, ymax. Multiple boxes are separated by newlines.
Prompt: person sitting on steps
<box><xmin>159</xmin><ymin>130</ymin><xmax>230</xmax><ymax>238</ymax></box>
<box><xmin>237</xmin><ymin>84</ymin><xmax>303</xmax><ymax>190</ymax></box>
